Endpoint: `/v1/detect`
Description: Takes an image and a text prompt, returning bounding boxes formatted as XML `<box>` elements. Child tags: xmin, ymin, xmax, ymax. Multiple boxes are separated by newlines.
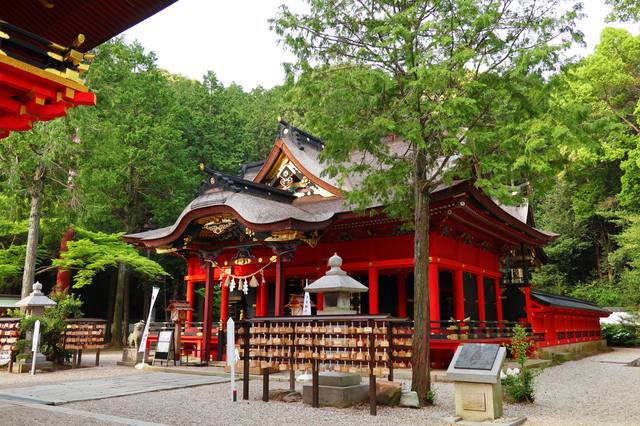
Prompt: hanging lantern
<box><xmin>249</xmin><ymin>275</ymin><xmax>259</xmax><ymax>287</ymax></box>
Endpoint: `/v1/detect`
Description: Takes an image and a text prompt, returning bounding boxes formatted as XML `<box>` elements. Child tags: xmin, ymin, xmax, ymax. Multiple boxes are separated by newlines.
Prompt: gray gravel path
<box><xmin>0</xmin><ymin>348</ymin><xmax>638</xmax><ymax>425</ymax></box>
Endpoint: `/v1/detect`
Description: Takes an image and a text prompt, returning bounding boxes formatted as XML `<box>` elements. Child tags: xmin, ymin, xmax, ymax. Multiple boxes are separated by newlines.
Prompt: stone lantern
<box><xmin>15</xmin><ymin>281</ymin><xmax>56</xmax><ymax>317</ymax></box>
<box><xmin>13</xmin><ymin>282</ymin><xmax>56</xmax><ymax>373</ymax></box>
<box><xmin>304</xmin><ymin>253</ymin><xmax>368</xmax><ymax>315</ymax></box>
<box><xmin>165</xmin><ymin>300</ymin><xmax>193</xmax><ymax>365</ymax></box>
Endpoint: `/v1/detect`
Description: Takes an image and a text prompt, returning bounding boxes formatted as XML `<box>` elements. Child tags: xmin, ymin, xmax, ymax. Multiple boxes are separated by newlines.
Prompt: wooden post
<box><xmin>388</xmin><ymin>322</ymin><xmax>394</xmax><ymax>382</ymax></box>
<box><xmin>243</xmin><ymin>322</ymin><xmax>250</xmax><ymax>400</ymax></box>
<box><xmin>369</xmin><ymin>320</ymin><xmax>377</xmax><ymax>416</ymax></box>
<box><xmin>263</xmin><ymin>366</ymin><xmax>270</xmax><ymax>402</ymax></box>
<box><xmin>72</xmin><ymin>349</ymin><xmax>77</xmax><ymax>369</ymax></box>
<box><xmin>369</xmin><ymin>268</ymin><xmax>378</xmax><ymax>314</ymax></box>
<box><xmin>77</xmin><ymin>349</ymin><xmax>82</xmax><ymax>366</ymax></box>
<box><xmin>275</xmin><ymin>257</ymin><xmax>285</xmax><ymax>316</ymax></box>
<box><xmin>174</xmin><ymin>322</ymin><xmax>182</xmax><ymax>364</ymax></box>
<box><xmin>95</xmin><ymin>349</ymin><xmax>100</xmax><ymax>367</ymax></box>
<box><xmin>312</xmin><ymin>359</ymin><xmax>319</xmax><ymax>408</ymax></box>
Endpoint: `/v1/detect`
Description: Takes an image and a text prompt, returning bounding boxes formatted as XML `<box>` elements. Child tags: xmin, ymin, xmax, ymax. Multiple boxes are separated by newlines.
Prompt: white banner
<box><xmin>139</xmin><ymin>286</ymin><xmax>160</xmax><ymax>353</ymax></box>
<box><xmin>302</xmin><ymin>279</ymin><xmax>311</xmax><ymax>316</ymax></box>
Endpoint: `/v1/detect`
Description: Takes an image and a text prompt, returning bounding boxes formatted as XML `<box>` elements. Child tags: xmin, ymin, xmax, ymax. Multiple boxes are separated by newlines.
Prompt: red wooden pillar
<box><xmin>429</xmin><ymin>263</ymin><xmax>439</xmax><ymax>324</ymax></box>
<box><xmin>55</xmin><ymin>227</ymin><xmax>73</xmax><ymax>293</ymax></box>
<box><xmin>494</xmin><ymin>278</ymin><xmax>503</xmax><ymax>321</ymax></box>
<box><xmin>203</xmin><ymin>261</ymin><xmax>214</xmax><ymax>362</ymax></box>
<box><xmin>261</xmin><ymin>275</ymin><xmax>269</xmax><ymax>316</ymax></box>
<box><xmin>275</xmin><ymin>257</ymin><xmax>285</xmax><ymax>316</ymax></box>
<box><xmin>316</xmin><ymin>269</ymin><xmax>324</xmax><ymax>311</ymax></box>
<box><xmin>524</xmin><ymin>286</ymin><xmax>533</xmax><ymax>324</ymax></box>
<box><xmin>477</xmin><ymin>274</ymin><xmax>485</xmax><ymax>322</ymax></box>
<box><xmin>186</xmin><ymin>260</ymin><xmax>195</xmax><ymax>323</ymax></box>
<box><xmin>220</xmin><ymin>273</ymin><xmax>230</xmax><ymax>322</ymax></box>
<box><xmin>255</xmin><ymin>282</ymin><xmax>262</xmax><ymax>317</ymax></box>
<box><xmin>453</xmin><ymin>269</ymin><xmax>464</xmax><ymax>320</ymax></box>
<box><xmin>397</xmin><ymin>271</ymin><xmax>406</xmax><ymax>317</ymax></box>
<box><xmin>369</xmin><ymin>268</ymin><xmax>379</xmax><ymax>314</ymax></box>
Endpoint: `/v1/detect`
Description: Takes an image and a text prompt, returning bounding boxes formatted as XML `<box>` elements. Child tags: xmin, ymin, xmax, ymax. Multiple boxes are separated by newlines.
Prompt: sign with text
<box><xmin>154</xmin><ymin>330</ymin><xmax>173</xmax><ymax>361</ymax></box>
<box><xmin>454</xmin><ymin>343</ymin><xmax>500</xmax><ymax>371</ymax></box>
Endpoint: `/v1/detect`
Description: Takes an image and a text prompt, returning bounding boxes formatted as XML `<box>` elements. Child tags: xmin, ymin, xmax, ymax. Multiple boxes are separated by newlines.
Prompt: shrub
<box><xmin>502</xmin><ymin>324</ymin><xmax>545</xmax><ymax>403</ymax></box>
<box><xmin>601</xmin><ymin>323</ymin><xmax>639</xmax><ymax>347</ymax></box>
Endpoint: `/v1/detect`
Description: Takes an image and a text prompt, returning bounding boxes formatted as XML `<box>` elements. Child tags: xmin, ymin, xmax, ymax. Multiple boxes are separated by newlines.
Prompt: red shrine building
<box><xmin>124</xmin><ymin>119</ymin><xmax>610</xmax><ymax>366</ymax></box>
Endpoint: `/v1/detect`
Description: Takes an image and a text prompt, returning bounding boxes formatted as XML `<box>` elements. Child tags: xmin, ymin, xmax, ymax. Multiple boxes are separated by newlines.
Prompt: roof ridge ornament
<box><xmin>278</xmin><ymin>117</ymin><xmax>325</xmax><ymax>151</ymax></box>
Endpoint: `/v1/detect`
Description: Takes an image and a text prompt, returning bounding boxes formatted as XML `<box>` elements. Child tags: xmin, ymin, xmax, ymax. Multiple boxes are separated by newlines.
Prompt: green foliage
<box><xmin>601</xmin><ymin>322</ymin><xmax>640</xmax><ymax>347</ymax></box>
<box><xmin>568</xmin><ymin>280</ymin><xmax>624</xmax><ymax>307</ymax></box>
<box><xmin>502</xmin><ymin>325</ymin><xmax>544</xmax><ymax>403</ymax></box>
<box><xmin>8</xmin><ymin>288</ymin><xmax>84</xmax><ymax>363</ymax></box>
<box><xmin>52</xmin><ymin>227</ymin><xmax>170</xmax><ymax>288</ymax></box>
<box><xmin>606</xmin><ymin>0</ymin><xmax>640</xmax><ymax>23</ymax></box>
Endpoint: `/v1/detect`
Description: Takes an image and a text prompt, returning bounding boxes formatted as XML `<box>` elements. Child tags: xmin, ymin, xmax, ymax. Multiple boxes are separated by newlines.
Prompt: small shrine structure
<box><xmin>123</xmin><ymin>118</ymin><xmax>610</xmax><ymax>366</ymax></box>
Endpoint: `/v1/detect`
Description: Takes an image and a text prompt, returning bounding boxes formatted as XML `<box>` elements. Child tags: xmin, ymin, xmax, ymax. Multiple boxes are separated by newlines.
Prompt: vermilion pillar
<box><xmin>203</xmin><ymin>261</ymin><xmax>214</xmax><ymax>362</ymax></box>
<box><xmin>55</xmin><ymin>227</ymin><xmax>74</xmax><ymax>293</ymax></box>
<box><xmin>397</xmin><ymin>271</ymin><xmax>406</xmax><ymax>317</ymax></box>
<box><xmin>316</xmin><ymin>269</ymin><xmax>324</xmax><ymax>311</ymax></box>
<box><xmin>220</xmin><ymin>277</ymin><xmax>229</xmax><ymax>322</ymax></box>
<box><xmin>495</xmin><ymin>278</ymin><xmax>503</xmax><ymax>321</ymax></box>
<box><xmin>255</xmin><ymin>282</ymin><xmax>262</xmax><ymax>317</ymax></box>
<box><xmin>369</xmin><ymin>268</ymin><xmax>379</xmax><ymax>314</ymax></box>
<box><xmin>275</xmin><ymin>257</ymin><xmax>285</xmax><ymax>316</ymax></box>
<box><xmin>477</xmin><ymin>275</ymin><xmax>485</xmax><ymax>322</ymax></box>
<box><xmin>453</xmin><ymin>269</ymin><xmax>464</xmax><ymax>320</ymax></box>
<box><xmin>429</xmin><ymin>263</ymin><xmax>439</xmax><ymax>324</ymax></box>
<box><xmin>186</xmin><ymin>260</ymin><xmax>195</xmax><ymax>323</ymax></box>
<box><xmin>261</xmin><ymin>276</ymin><xmax>269</xmax><ymax>316</ymax></box>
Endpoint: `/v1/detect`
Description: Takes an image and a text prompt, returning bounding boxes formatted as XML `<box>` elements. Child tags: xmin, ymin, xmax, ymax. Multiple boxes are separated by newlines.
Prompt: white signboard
<box><xmin>31</xmin><ymin>320</ymin><xmax>40</xmax><ymax>375</ymax></box>
<box><xmin>227</xmin><ymin>317</ymin><xmax>237</xmax><ymax>402</ymax></box>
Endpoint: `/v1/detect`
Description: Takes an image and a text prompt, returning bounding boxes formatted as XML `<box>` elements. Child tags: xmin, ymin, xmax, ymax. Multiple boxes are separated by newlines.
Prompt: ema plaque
<box><xmin>454</xmin><ymin>343</ymin><xmax>500</xmax><ymax>370</ymax></box>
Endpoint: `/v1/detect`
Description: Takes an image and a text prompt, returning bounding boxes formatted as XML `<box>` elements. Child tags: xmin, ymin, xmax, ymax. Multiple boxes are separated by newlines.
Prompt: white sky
<box><xmin>121</xmin><ymin>1</ymin><xmax>639</xmax><ymax>91</ymax></box>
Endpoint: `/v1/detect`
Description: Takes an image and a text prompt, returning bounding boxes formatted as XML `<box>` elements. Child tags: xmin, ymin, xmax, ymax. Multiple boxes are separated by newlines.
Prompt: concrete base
<box><xmin>537</xmin><ymin>339</ymin><xmax>607</xmax><ymax>360</ymax></box>
<box><xmin>302</xmin><ymin>372</ymin><xmax>369</xmax><ymax>408</ymax></box>
<box><xmin>454</xmin><ymin>381</ymin><xmax>503</xmax><ymax>422</ymax></box>
<box><xmin>432</xmin><ymin>410</ymin><xmax>527</xmax><ymax>426</ymax></box>
<box><xmin>12</xmin><ymin>359</ymin><xmax>53</xmax><ymax>373</ymax></box>
<box><xmin>122</xmin><ymin>348</ymin><xmax>147</xmax><ymax>363</ymax></box>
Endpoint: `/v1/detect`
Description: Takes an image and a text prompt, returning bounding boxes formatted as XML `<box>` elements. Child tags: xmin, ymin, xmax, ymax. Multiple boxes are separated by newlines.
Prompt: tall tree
<box><xmin>0</xmin><ymin>120</ymin><xmax>80</xmax><ymax>297</ymax></box>
<box><xmin>71</xmin><ymin>38</ymin><xmax>194</xmax><ymax>346</ymax></box>
<box><xmin>271</xmin><ymin>0</ymin><xmax>584</xmax><ymax>404</ymax></box>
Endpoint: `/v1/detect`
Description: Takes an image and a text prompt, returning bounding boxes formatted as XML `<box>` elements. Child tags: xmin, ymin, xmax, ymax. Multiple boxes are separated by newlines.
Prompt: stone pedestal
<box><xmin>11</xmin><ymin>354</ymin><xmax>53</xmax><ymax>373</ymax></box>
<box><xmin>454</xmin><ymin>381</ymin><xmax>503</xmax><ymax>422</ymax></box>
<box><xmin>302</xmin><ymin>372</ymin><xmax>369</xmax><ymax>407</ymax></box>
<box><xmin>122</xmin><ymin>347</ymin><xmax>147</xmax><ymax>363</ymax></box>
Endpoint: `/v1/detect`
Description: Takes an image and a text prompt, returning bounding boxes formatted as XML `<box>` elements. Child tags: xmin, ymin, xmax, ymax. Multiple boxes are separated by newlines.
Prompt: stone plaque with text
<box><xmin>454</xmin><ymin>343</ymin><xmax>500</xmax><ymax>370</ymax></box>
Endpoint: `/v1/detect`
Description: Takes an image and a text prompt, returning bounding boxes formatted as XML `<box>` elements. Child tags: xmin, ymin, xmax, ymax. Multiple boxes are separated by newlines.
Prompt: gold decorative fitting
<box><xmin>245</xmin><ymin>228</ymin><xmax>255</xmax><ymax>237</ymax></box>
<box><xmin>203</xmin><ymin>217</ymin><xmax>234</xmax><ymax>235</ymax></box>
<box><xmin>429</xmin><ymin>256</ymin><xmax>432</xmax><ymax>262</ymax></box>
<box><xmin>234</xmin><ymin>258</ymin><xmax>251</xmax><ymax>266</ymax></box>
<box><xmin>265</xmin><ymin>230</ymin><xmax>300</xmax><ymax>241</ymax></box>
<box><xmin>210</xmin><ymin>177</ymin><xmax>216</xmax><ymax>184</ymax></box>
<box><xmin>270</xmin><ymin>256</ymin><xmax>277</xmax><ymax>262</ymax></box>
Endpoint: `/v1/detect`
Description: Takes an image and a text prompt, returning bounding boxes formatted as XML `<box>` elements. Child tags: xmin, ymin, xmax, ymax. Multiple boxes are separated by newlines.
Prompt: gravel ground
<box><xmin>0</xmin><ymin>348</ymin><xmax>639</xmax><ymax>425</ymax></box>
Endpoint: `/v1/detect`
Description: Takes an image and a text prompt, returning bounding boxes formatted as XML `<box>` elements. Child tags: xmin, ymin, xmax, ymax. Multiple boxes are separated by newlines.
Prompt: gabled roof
<box><xmin>530</xmin><ymin>289</ymin><xmax>609</xmax><ymax>315</ymax></box>
<box><xmin>123</xmin><ymin>120</ymin><xmax>559</xmax><ymax>253</ymax></box>
<box><xmin>0</xmin><ymin>0</ymin><xmax>178</xmax><ymax>52</ymax></box>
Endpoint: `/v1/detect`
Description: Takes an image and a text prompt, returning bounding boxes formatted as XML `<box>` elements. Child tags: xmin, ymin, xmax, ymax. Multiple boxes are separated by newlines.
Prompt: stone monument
<box><xmin>444</xmin><ymin>343</ymin><xmax>507</xmax><ymax>423</ymax></box>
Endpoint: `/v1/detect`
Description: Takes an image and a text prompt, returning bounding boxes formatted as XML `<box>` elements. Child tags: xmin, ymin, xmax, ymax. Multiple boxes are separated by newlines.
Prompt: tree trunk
<box><xmin>105</xmin><ymin>266</ymin><xmax>117</xmax><ymax>342</ymax></box>
<box><xmin>124</xmin><ymin>269</ymin><xmax>130</xmax><ymax>337</ymax></box>
<box><xmin>411</xmin><ymin>148</ymin><xmax>432</xmax><ymax>406</ymax></box>
<box><xmin>595</xmin><ymin>240</ymin><xmax>603</xmax><ymax>280</ymax></box>
<box><xmin>21</xmin><ymin>160</ymin><xmax>46</xmax><ymax>298</ymax></box>
<box><xmin>110</xmin><ymin>261</ymin><xmax>126</xmax><ymax>347</ymax></box>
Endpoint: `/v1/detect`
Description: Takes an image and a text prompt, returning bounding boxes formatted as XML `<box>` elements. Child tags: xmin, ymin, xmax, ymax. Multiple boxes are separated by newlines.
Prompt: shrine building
<box><xmin>123</xmin><ymin>119</ymin><xmax>610</xmax><ymax>367</ymax></box>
